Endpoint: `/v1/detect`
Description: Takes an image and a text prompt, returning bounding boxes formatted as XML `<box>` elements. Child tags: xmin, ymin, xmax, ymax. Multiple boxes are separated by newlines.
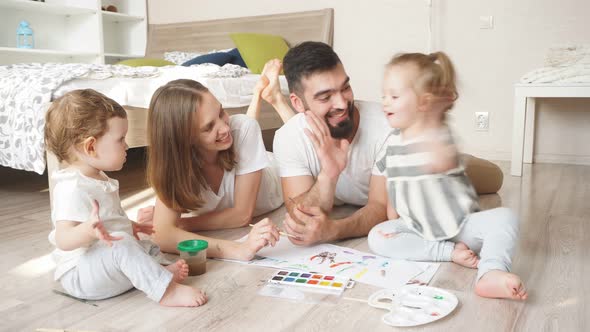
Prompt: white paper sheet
<box><xmin>220</xmin><ymin>235</ymin><xmax>440</xmax><ymax>289</ymax></box>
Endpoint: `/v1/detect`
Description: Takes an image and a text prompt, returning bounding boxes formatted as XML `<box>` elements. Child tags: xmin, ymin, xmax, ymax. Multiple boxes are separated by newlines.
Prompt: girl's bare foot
<box><xmin>165</xmin><ymin>259</ymin><xmax>189</xmax><ymax>283</ymax></box>
<box><xmin>475</xmin><ymin>270</ymin><xmax>528</xmax><ymax>300</ymax></box>
<box><xmin>159</xmin><ymin>282</ymin><xmax>208</xmax><ymax>307</ymax></box>
<box><xmin>451</xmin><ymin>242</ymin><xmax>479</xmax><ymax>268</ymax></box>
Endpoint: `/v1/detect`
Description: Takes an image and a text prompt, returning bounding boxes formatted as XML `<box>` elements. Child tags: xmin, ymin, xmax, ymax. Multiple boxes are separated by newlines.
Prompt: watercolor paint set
<box><xmin>268</xmin><ymin>270</ymin><xmax>354</xmax><ymax>294</ymax></box>
<box><xmin>258</xmin><ymin>270</ymin><xmax>355</xmax><ymax>303</ymax></box>
<box><xmin>368</xmin><ymin>285</ymin><xmax>458</xmax><ymax>327</ymax></box>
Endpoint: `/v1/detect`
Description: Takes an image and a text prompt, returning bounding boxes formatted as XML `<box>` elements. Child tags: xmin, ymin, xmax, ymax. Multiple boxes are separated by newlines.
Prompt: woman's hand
<box><xmin>136</xmin><ymin>205</ymin><xmax>155</xmax><ymax>224</ymax></box>
<box><xmin>132</xmin><ymin>221</ymin><xmax>155</xmax><ymax>240</ymax></box>
<box><xmin>239</xmin><ymin>218</ymin><xmax>280</xmax><ymax>260</ymax></box>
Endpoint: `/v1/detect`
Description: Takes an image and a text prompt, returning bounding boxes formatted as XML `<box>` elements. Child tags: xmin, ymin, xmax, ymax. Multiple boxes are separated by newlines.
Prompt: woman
<box><xmin>146</xmin><ymin>61</ymin><xmax>293</xmax><ymax>260</ymax></box>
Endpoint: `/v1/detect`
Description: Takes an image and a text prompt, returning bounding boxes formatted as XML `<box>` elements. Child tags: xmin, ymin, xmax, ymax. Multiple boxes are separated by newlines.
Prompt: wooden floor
<box><xmin>1</xmin><ymin>149</ymin><xmax>588</xmax><ymax>332</ymax></box>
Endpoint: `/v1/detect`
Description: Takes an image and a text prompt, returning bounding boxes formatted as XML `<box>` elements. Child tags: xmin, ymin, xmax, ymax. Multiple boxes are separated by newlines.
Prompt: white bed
<box><xmin>41</xmin><ymin>8</ymin><xmax>334</xmax><ymax>200</ymax></box>
<box><xmin>54</xmin><ymin>67</ymin><xmax>290</xmax><ymax>110</ymax></box>
<box><xmin>0</xmin><ymin>9</ymin><xmax>333</xmax><ymax>180</ymax></box>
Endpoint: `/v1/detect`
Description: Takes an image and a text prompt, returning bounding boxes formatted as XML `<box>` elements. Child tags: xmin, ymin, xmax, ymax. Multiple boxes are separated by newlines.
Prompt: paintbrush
<box><xmin>248</xmin><ymin>224</ymin><xmax>298</xmax><ymax>239</ymax></box>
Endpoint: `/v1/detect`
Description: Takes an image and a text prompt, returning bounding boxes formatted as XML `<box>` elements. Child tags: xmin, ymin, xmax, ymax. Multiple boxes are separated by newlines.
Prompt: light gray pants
<box><xmin>368</xmin><ymin>207</ymin><xmax>519</xmax><ymax>280</ymax></box>
<box><xmin>59</xmin><ymin>232</ymin><xmax>173</xmax><ymax>302</ymax></box>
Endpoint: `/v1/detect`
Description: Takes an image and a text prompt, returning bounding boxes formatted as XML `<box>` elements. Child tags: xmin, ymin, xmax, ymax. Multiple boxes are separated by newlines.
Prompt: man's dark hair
<box><xmin>283</xmin><ymin>41</ymin><xmax>341</xmax><ymax>94</ymax></box>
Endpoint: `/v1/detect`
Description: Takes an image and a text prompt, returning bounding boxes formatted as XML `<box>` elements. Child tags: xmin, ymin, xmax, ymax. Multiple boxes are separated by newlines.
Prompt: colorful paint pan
<box><xmin>268</xmin><ymin>270</ymin><xmax>351</xmax><ymax>294</ymax></box>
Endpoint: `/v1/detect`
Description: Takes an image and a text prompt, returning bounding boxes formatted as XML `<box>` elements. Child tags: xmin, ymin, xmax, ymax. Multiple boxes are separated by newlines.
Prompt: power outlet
<box><xmin>475</xmin><ymin>112</ymin><xmax>489</xmax><ymax>131</ymax></box>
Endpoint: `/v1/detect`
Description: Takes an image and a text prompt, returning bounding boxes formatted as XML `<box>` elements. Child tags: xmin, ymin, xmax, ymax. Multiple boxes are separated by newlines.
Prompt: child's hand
<box><xmin>419</xmin><ymin>131</ymin><xmax>459</xmax><ymax>174</ymax></box>
<box><xmin>132</xmin><ymin>221</ymin><xmax>155</xmax><ymax>240</ymax></box>
<box><xmin>240</xmin><ymin>218</ymin><xmax>280</xmax><ymax>260</ymax></box>
<box><xmin>88</xmin><ymin>200</ymin><xmax>123</xmax><ymax>247</ymax></box>
<box><xmin>426</xmin><ymin>140</ymin><xmax>458</xmax><ymax>173</ymax></box>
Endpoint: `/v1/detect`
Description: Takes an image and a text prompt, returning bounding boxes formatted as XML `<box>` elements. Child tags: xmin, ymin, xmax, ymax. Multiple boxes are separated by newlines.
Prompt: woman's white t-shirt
<box><xmin>182</xmin><ymin>114</ymin><xmax>283</xmax><ymax>218</ymax></box>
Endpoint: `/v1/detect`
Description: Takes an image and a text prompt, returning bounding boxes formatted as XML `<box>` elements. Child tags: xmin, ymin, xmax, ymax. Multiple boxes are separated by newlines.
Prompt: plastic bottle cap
<box><xmin>177</xmin><ymin>239</ymin><xmax>208</xmax><ymax>252</ymax></box>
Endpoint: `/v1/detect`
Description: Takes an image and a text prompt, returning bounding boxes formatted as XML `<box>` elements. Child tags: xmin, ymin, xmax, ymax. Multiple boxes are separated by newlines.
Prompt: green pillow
<box><xmin>230</xmin><ymin>33</ymin><xmax>289</xmax><ymax>74</ymax></box>
<box><xmin>116</xmin><ymin>58</ymin><xmax>175</xmax><ymax>67</ymax></box>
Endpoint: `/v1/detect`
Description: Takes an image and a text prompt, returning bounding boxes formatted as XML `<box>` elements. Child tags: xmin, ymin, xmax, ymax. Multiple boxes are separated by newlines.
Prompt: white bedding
<box><xmin>1</xmin><ymin>63</ymin><xmax>289</xmax><ymax>174</ymax></box>
<box><xmin>520</xmin><ymin>44</ymin><xmax>590</xmax><ymax>84</ymax></box>
<box><xmin>54</xmin><ymin>66</ymin><xmax>289</xmax><ymax>109</ymax></box>
<box><xmin>0</xmin><ymin>63</ymin><xmax>159</xmax><ymax>174</ymax></box>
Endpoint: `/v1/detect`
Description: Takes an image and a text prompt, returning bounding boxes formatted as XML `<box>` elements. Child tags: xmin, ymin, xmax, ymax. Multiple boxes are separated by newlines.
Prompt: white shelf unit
<box><xmin>0</xmin><ymin>0</ymin><xmax>146</xmax><ymax>65</ymax></box>
<box><xmin>100</xmin><ymin>0</ymin><xmax>147</xmax><ymax>64</ymax></box>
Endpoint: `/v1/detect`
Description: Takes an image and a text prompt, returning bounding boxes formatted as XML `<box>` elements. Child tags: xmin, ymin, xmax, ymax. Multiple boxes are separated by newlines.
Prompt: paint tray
<box><xmin>258</xmin><ymin>270</ymin><xmax>355</xmax><ymax>304</ymax></box>
<box><xmin>368</xmin><ymin>285</ymin><xmax>458</xmax><ymax>326</ymax></box>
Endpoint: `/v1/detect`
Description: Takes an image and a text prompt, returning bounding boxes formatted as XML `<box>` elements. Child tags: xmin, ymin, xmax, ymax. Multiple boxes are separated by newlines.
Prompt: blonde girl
<box><xmin>368</xmin><ymin>52</ymin><xmax>527</xmax><ymax>300</ymax></box>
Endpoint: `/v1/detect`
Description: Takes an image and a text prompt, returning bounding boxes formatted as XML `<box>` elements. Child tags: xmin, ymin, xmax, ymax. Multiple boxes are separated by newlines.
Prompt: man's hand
<box><xmin>283</xmin><ymin>204</ymin><xmax>334</xmax><ymax>246</ymax></box>
<box><xmin>88</xmin><ymin>200</ymin><xmax>123</xmax><ymax>247</ymax></box>
<box><xmin>304</xmin><ymin>111</ymin><xmax>350</xmax><ymax>180</ymax></box>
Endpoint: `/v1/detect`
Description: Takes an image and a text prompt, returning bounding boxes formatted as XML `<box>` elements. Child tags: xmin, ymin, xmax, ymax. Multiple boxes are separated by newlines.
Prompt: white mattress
<box><xmin>54</xmin><ymin>66</ymin><xmax>289</xmax><ymax>109</ymax></box>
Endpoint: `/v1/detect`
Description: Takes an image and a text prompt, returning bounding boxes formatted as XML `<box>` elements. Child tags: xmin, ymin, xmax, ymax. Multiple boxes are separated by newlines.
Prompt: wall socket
<box><xmin>475</xmin><ymin>112</ymin><xmax>489</xmax><ymax>131</ymax></box>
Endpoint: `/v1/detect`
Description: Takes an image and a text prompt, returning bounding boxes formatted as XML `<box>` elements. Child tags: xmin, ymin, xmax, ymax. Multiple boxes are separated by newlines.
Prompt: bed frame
<box><xmin>46</xmin><ymin>8</ymin><xmax>334</xmax><ymax>202</ymax></box>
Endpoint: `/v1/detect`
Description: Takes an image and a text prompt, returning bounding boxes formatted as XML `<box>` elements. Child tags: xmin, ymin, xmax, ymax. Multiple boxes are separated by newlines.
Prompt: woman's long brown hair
<box><xmin>147</xmin><ymin>79</ymin><xmax>236</xmax><ymax>213</ymax></box>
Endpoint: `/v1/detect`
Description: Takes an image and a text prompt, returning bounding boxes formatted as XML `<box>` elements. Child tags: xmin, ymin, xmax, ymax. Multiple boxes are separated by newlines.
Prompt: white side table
<box><xmin>511</xmin><ymin>83</ymin><xmax>590</xmax><ymax>176</ymax></box>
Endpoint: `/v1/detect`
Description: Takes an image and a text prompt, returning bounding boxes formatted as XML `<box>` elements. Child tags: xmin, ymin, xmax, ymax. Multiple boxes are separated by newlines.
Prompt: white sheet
<box><xmin>218</xmin><ymin>234</ymin><xmax>440</xmax><ymax>289</ymax></box>
<box><xmin>54</xmin><ymin>66</ymin><xmax>289</xmax><ymax>109</ymax></box>
<box><xmin>0</xmin><ymin>63</ymin><xmax>159</xmax><ymax>174</ymax></box>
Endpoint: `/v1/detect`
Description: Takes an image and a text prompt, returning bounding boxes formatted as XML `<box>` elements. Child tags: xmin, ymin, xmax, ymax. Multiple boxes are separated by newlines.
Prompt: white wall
<box><xmin>148</xmin><ymin>0</ymin><xmax>590</xmax><ymax>163</ymax></box>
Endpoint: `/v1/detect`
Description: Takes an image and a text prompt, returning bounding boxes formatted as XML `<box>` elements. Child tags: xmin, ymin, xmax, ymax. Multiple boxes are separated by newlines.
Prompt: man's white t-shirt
<box><xmin>182</xmin><ymin>114</ymin><xmax>283</xmax><ymax>218</ymax></box>
<box><xmin>49</xmin><ymin>169</ymin><xmax>133</xmax><ymax>280</ymax></box>
<box><xmin>272</xmin><ymin>100</ymin><xmax>391</xmax><ymax>206</ymax></box>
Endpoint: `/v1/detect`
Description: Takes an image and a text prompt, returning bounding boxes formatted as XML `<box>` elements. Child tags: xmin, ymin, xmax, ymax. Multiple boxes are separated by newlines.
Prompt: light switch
<box><xmin>479</xmin><ymin>16</ymin><xmax>494</xmax><ymax>29</ymax></box>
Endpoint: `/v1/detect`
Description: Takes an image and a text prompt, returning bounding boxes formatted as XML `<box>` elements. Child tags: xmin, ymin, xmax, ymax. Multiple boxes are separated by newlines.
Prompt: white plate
<box><xmin>368</xmin><ymin>285</ymin><xmax>458</xmax><ymax>327</ymax></box>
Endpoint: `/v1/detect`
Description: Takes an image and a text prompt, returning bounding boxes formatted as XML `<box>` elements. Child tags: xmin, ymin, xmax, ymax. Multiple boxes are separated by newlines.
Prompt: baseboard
<box><xmin>463</xmin><ymin>149</ymin><xmax>590</xmax><ymax>166</ymax></box>
<box><xmin>461</xmin><ymin>150</ymin><xmax>511</xmax><ymax>162</ymax></box>
<box><xmin>533</xmin><ymin>153</ymin><xmax>590</xmax><ymax>166</ymax></box>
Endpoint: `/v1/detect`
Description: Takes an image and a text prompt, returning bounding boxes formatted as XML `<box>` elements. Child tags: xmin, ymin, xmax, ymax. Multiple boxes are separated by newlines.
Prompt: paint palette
<box><xmin>368</xmin><ymin>285</ymin><xmax>458</xmax><ymax>327</ymax></box>
<box><xmin>268</xmin><ymin>270</ymin><xmax>354</xmax><ymax>294</ymax></box>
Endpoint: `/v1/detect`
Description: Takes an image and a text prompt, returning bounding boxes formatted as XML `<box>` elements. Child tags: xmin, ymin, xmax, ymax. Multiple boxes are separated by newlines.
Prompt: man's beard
<box><xmin>326</xmin><ymin>101</ymin><xmax>354</xmax><ymax>139</ymax></box>
<box><xmin>301</xmin><ymin>98</ymin><xmax>355</xmax><ymax>139</ymax></box>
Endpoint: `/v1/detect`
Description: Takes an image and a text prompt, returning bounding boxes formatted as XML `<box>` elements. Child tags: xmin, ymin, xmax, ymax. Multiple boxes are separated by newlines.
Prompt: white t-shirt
<box><xmin>182</xmin><ymin>114</ymin><xmax>283</xmax><ymax>218</ymax></box>
<box><xmin>272</xmin><ymin>100</ymin><xmax>391</xmax><ymax>206</ymax></box>
<box><xmin>49</xmin><ymin>169</ymin><xmax>133</xmax><ymax>280</ymax></box>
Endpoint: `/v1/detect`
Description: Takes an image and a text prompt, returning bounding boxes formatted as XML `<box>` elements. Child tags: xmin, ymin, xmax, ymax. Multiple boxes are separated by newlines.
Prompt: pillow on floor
<box><xmin>229</xmin><ymin>33</ymin><xmax>289</xmax><ymax>74</ymax></box>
